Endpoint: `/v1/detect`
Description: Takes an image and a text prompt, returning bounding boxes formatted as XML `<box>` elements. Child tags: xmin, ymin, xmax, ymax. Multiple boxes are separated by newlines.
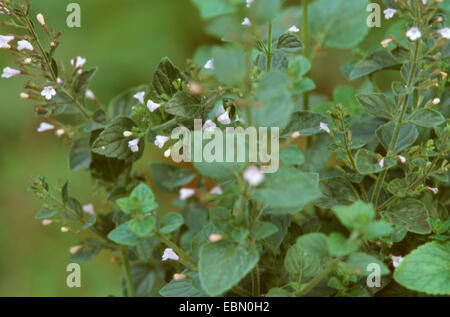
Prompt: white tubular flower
<box><xmin>243</xmin><ymin>165</ymin><xmax>265</xmax><ymax>187</ymax></box>
<box><xmin>179</xmin><ymin>188</ymin><xmax>195</xmax><ymax>200</ymax></box>
<box><xmin>162</xmin><ymin>248</ymin><xmax>179</xmax><ymax>261</ymax></box>
<box><xmin>246</xmin><ymin>0</ymin><xmax>254</xmax><ymax>8</ymax></box>
<box><xmin>381</xmin><ymin>38</ymin><xmax>393</xmax><ymax>48</ymax></box>
<box><xmin>209</xmin><ymin>234</ymin><xmax>223</xmax><ymax>243</ymax></box>
<box><xmin>202</xmin><ymin>119</ymin><xmax>217</xmax><ymax>132</ymax></box>
<box><xmin>70</xmin><ymin>56</ymin><xmax>86</xmax><ymax>68</ymax></box>
<box><xmin>204</xmin><ymin>59</ymin><xmax>214</xmax><ymax>70</ymax></box>
<box><xmin>17</xmin><ymin>39</ymin><xmax>33</xmax><ymax>51</ymax></box>
<box><xmin>55</xmin><ymin>129</ymin><xmax>65</xmax><ymax>136</ymax></box>
<box><xmin>406</xmin><ymin>27</ymin><xmax>421</xmax><ymax>41</ymax></box>
<box><xmin>20</xmin><ymin>92</ymin><xmax>29</xmax><ymax>99</ymax></box>
<box><xmin>85</xmin><ymin>89</ymin><xmax>95</xmax><ymax>100</ymax></box>
<box><xmin>392</xmin><ymin>256</ymin><xmax>404</xmax><ymax>268</ymax></box>
<box><xmin>432</xmin><ymin>98</ymin><xmax>440</xmax><ymax>105</ymax></box>
<box><xmin>383</xmin><ymin>8</ymin><xmax>396</xmax><ymax>20</ymax></box>
<box><xmin>82</xmin><ymin>204</ymin><xmax>95</xmax><ymax>214</ymax></box>
<box><xmin>209</xmin><ymin>186</ymin><xmax>223</xmax><ymax>195</ymax></box>
<box><xmin>2</xmin><ymin>67</ymin><xmax>20</xmax><ymax>78</ymax></box>
<box><xmin>41</xmin><ymin>86</ymin><xmax>56</xmax><ymax>100</ymax></box>
<box><xmin>164</xmin><ymin>149</ymin><xmax>171</xmax><ymax>158</ymax></box>
<box><xmin>427</xmin><ymin>187</ymin><xmax>438</xmax><ymax>195</ymax></box>
<box><xmin>42</xmin><ymin>219</ymin><xmax>52</xmax><ymax>226</ymax></box>
<box><xmin>70</xmin><ymin>245</ymin><xmax>82</xmax><ymax>255</ymax></box>
<box><xmin>154</xmin><ymin>135</ymin><xmax>169</xmax><ymax>148</ymax></box>
<box><xmin>378</xmin><ymin>157</ymin><xmax>385</xmax><ymax>168</ymax></box>
<box><xmin>173</xmin><ymin>273</ymin><xmax>186</xmax><ymax>281</ymax></box>
<box><xmin>37</xmin><ymin>122</ymin><xmax>55</xmax><ymax>132</ymax></box>
<box><xmin>215</xmin><ymin>103</ymin><xmax>226</xmax><ymax>117</ymax></box>
<box><xmin>61</xmin><ymin>226</ymin><xmax>70</xmax><ymax>233</ymax></box>
<box><xmin>437</xmin><ymin>27</ymin><xmax>450</xmax><ymax>40</ymax></box>
<box><xmin>147</xmin><ymin>100</ymin><xmax>161</xmax><ymax>112</ymax></box>
<box><xmin>128</xmin><ymin>138</ymin><xmax>140</xmax><ymax>153</ymax></box>
<box><xmin>218</xmin><ymin>111</ymin><xmax>231</xmax><ymax>125</ymax></box>
<box><xmin>288</xmin><ymin>25</ymin><xmax>300</xmax><ymax>33</ymax></box>
<box><xmin>36</xmin><ymin>13</ymin><xmax>46</xmax><ymax>26</ymax></box>
<box><xmin>133</xmin><ymin>91</ymin><xmax>145</xmax><ymax>104</ymax></box>
<box><xmin>0</xmin><ymin>35</ymin><xmax>14</xmax><ymax>48</ymax></box>
<box><xmin>123</xmin><ymin>130</ymin><xmax>133</xmax><ymax>137</ymax></box>
<box><xmin>319</xmin><ymin>122</ymin><xmax>330</xmax><ymax>134</ymax></box>
<box><xmin>241</xmin><ymin>17</ymin><xmax>252</xmax><ymax>26</ymax></box>
<box><xmin>398</xmin><ymin>155</ymin><xmax>406</xmax><ymax>164</ymax></box>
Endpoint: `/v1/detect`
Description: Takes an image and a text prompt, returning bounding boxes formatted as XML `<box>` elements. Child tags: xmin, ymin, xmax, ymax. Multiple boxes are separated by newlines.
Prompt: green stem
<box><xmin>371</xmin><ymin>39</ymin><xmax>420</xmax><ymax>206</ymax></box>
<box><xmin>251</xmin><ymin>265</ymin><xmax>260</xmax><ymax>297</ymax></box>
<box><xmin>296</xmin><ymin>258</ymin><xmax>337</xmax><ymax>296</ymax></box>
<box><xmin>120</xmin><ymin>246</ymin><xmax>135</xmax><ymax>297</ymax></box>
<box><xmin>302</xmin><ymin>0</ymin><xmax>310</xmax><ymax>112</ymax></box>
<box><xmin>267</xmin><ymin>21</ymin><xmax>273</xmax><ymax>72</ymax></box>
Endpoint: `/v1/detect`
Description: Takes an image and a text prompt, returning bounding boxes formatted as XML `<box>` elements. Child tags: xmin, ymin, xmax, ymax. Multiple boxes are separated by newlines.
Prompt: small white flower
<box><xmin>162</xmin><ymin>248</ymin><xmax>179</xmax><ymax>261</ymax></box>
<box><xmin>133</xmin><ymin>91</ymin><xmax>145</xmax><ymax>105</ymax></box>
<box><xmin>164</xmin><ymin>149</ymin><xmax>171</xmax><ymax>158</ymax></box>
<box><xmin>204</xmin><ymin>59</ymin><xmax>214</xmax><ymax>70</ymax></box>
<box><xmin>0</xmin><ymin>35</ymin><xmax>14</xmax><ymax>48</ymax></box>
<box><xmin>243</xmin><ymin>165</ymin><xmax>265</xmax><ymax>187</ymax></box>
<box><xmin>0</xmin><ymin>5</ymin><xmax>10</xmax><ymax>15</ymax></box>
<box><xmin>70</xmin><ymin>245</ymin><xmax>82</xmax><ymax>255</ymax></box>
<box><xmin>203</xmin><ymin>119</ymin><xmax>217</xmax><ymax>132</ymax></box>
<box><xmin>246</xmin><ymin>0</ymin><xmax>254</xmax><ymax>8</ymax></box>
<box><xmin>209</xmin><ymin>186</ymin><xmax>223</xmax><ymax>195</ymax></box>
<box><xmin>234</xmin><ymin>114</ymin><xmax>243</xmax><ymax>123</ymax></box>
<box><xmin>218</xmin><ymin>111</ymin><xmax>231</xmax><ymax>125</ymax></box>
<box><xmin>70</xmin><ymin>56</ymin><xmax>86</xmax><ymax>68</ymax></box>
<box><xmin>154</xmin><ymin>135</ymin><xmax>169</xmax><ymax>148</ymax></box>
<box><xmin>128</xmin><ymin>138</ymin><xmax>140</xmax><ymax>153</ymax></box>
<box><xmin>173</xmin><ymin>273</ymin><xmax>186</xmax><ymax>281</ymax></box>
<box><xmin>288</xmin><ymin>25</ymin><xmax>300</xmax><ymax>33</ymax></box>
<box><xmin>291</xmin><ymin>131</ymin><xmax>301</xmax><ymax>139</ymax></box>
<box><xmin>398</xmin><ymin>155</ymin><xmax>406</xmax><ymax>164</ymax></box>
<box><xmin>437</xmin><ymin>27</ymin><xmax>450</xmax><ymax>40</ymax></box>
<box><xmin>36</xmin><ymin>13</ymin><xmax>46</xmax><ymax>25</ymax></box>
<box><xmin>147</xmin><ymin>100</ymin><xmax>161</xmax><ymax>112</ymax></box>
<box><xmin>2</xmin><ymin>66</ymin><xmax>20</xmax><ymax>78</ymax></box>
<box><xmin>20</xmin><ymin>92</ymin><xmax>29</xmax><ymax>99</ymax></box>
<box><xmin>215</xmin><ymin>103</ymin><xmax>226</xmax><ymax>117</ymax></box>
<box><xmin>56</xmin><ymin>77</ymin><xmax>63</xmax><ymax>84</ymax></box>
<box><xmin>24</xmin><ymin>57</ymin><xmax>32</xmax><ymax>64</ymax></box>
<box><xmin>380</xmin><ymin>38</ymin><xmax>393</xmax><ymax>48</ymax></box>
<box><xmin>55</xmin><ymin>129</ymin><xmax>65</xmax><ymax>136</ymax></box>
<box><xmin>432</xmin><ymin>98</ymin><xmax>440</xmax><ymax>105</ymax></box>
<box><xmin>392</xmin><ymin>256</ymin><xmax>404</xmax><ymax>268</ymax></box>
<box><xmin>17</xmin><ymin>39</ymin><xmax>33</xmax><ymax>51</ymax></box>
<box><xmin>41</xmin><ymin>86</ymin><xmax>56</xmax><ymax>100</ymax></box>
<box><xmin>384</xmin><ymin>8</ymin><xmax>396</xmax><ymax>20</ymax></box>
<box><xmin>61</xmin><ymin>226</ymin><xmax>70</xmax><ymax>233</ymax></box>
<box><xmin>379</xmin><ymin>157</ymin><xmax>385</xmax><ymax>168</ymax></box>
<box><xmin>85</xmin><ymin>89</ymin><xmax>95</xmax><ymax>100</ymax></box>
<box><xmin>37</xmin><ymin>122</ymin><xmax>55</xmax><ymax>132</ymax></box>
<box><xmin>406</xmin><ymin>27</ymin><xmax>421</xmax><ymax>41</ymax></box>
<box><xmin>242</xmin><ymin>17</ymin><xmax>252</xmax><ymax>27</ymax></box>
<box><xmin>427</xmin><ymin>187</ymin><xmax>438</xmax><ymax>195</ymax></box>
<box><xmin>42</xmin><ymin>219</ymin><xmax>52</xmax><ymax>226</ymax></box>
<box><xmin>123</xmin><ymin>130</ymin><xmax>133</xmax><ymax>137</ymax></box>
<box><xmin>319</xmin><ymin>122</ymin><xmax>330</xmax><ymax>134</ymax></box>
<box><xmin>179</xmin><ymin>188</ymin><xmax>195</xmax><ymax>200</ymax></box>
<box><xmin>209</xmin><ymin>234</ymin><xmax>223</xmax><ymax>243</ymax></box>
<box><xmin>422</xmin><ymin>0</ymin><xmax>427</xmax><ymax>5</ymax></box>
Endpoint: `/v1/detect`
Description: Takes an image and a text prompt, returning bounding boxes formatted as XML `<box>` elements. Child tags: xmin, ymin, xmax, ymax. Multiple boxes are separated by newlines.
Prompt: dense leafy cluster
<box><xmin>2</xmin><ymin>0</ymin><xmax>449</xmax><ymax>296</ymax></box>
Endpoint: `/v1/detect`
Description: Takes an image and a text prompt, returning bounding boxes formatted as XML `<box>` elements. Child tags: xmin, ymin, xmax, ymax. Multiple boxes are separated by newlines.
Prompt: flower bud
<box><xmin>42</xmin><ymin>219</ymin><xmax>52</xmax><ymax>226</ymax></box>
<box><xmin>20</xmin><ymin>92</ymin><xmax>29</xmax><ymax>99</ymax></box>
<box><xmin>70</xmin><ymin>245</ymin><xmax>82</xmax><ymax>255</ymax></box>
<box><xmin>123</xmin><ymin>131</ymin><xmax>132</xmax><ymax>137</ymax></box>
<box><xmin>209</xmin><ymin>233</ymin><xmax>223</xmax><ymax>243</ymax></box>
<box><xmin>60</xmin><ymin>226</ymin><xmax>69</xmax><ymax>233</ymax></box>
<box><xmin>173</xmin><ymin>273</ymin><xmax>186</xmax><ymax>281</ymax></box>
<box><xmin>36</xmin><ymin>13</ymin><xmax>45</xmax><ymax>26</ymax></box>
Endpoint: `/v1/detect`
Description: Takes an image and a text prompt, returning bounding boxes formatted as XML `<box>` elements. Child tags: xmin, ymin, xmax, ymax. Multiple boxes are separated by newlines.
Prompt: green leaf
<box><xmin>297</xmin><ymin>233</ymin><xmax>329</xmax><ymax>259</ymax></box>
<box><xmin>284</xmin><ymin>235</ymin><xmax>325</xmax><ymax>280</ymax></box>
<box><xmin>92</xmin><ymin>117</ymin><xmax>144</xmax><ymax>161</ymax></box>
<box><xmin>289</xmin><ymin>55</ymin><xmax>311</xmax><ymax>76</ymax></box>
<box><xmin>130</xmin><ymin>183</ymin><xmax>158</xmax><ymax>213</ymax></box>
<box><xmin>332</xmin><ymin>201</ymin><xmax>375</xmax><ymax>231</ymax></box>
<box><xmin>282</xmin><ymin>111</ymin><xmax>331</xmax><ymax>137</ymax></box>
<box><xmin>316</xmin><ymin>177</ymin><xmax>359</xmax><ymax>209</ymax></box>
<box><xmin>343</xmin><ymin>50</ymin><xmax>400</xmax><ymax>80</ymax></box>
<box><xmin>345</xmin><ymin>253</ymin><xmax>390</xmax><ymax>276</ymax></box>
<box><xmin>408</xmin><ymin>109</ymin><xmax>446</xmax><ymax>128</ymax></box>
<box><xmin>149</xmin><ymin>57</ymin><xmax>185</xmax><ymax>102</ymax></box>
<box><xmin>122</xmin><ymin>264</ymin><xmax>165</xmax><ymax>297</ymax></box>
<box><xmin>160</xmin><ymin>278</ymin><xmax>206</xmax><ymax>297</ymax></box>
<box><xmin>376</xmin><ymin>122</ymin><xmax>418</xmax><ymax>154</ymax></box>
<box><xmin>266</xmin><ymin>288</ymin><xmax>292</xmax><ymax>297</ymax></box>
<box><xmin>107</xmin><ymin>86</ymin><xmax>147</xmax><ymax>121</ymax></box>
<box><xmin>276</xmin><ymin>34</ymin><xmax>304</xmax><ymax>52</ymax></box>
<box><xmin>366</xmin><ymin>221</ymin><xmax>393</xmax><ymax>240</ymax></box>
<box><xmin>280</xmin><ymin>145</ymin><xmax>305</xmax><ymax>166</ymax></box>
<box><xmin>356</xmin><ymin>93</ymin><xmax>396</xmax><ymax>120</ymax></box>
<box><xmin>333</xmin><ymin>86</ymin><xmax>365</xmax><ymax>119</ymax></box>
<box><xmin>107</xmin><ymin>221</ymin><xmax>141</xmax><ymax>246</ymax></box>
<box><xmin>251</xmin><ymin>167</ymin><xmax>320</xmax><ymax>210</ymax></box>
<box><xmin>165</xmin><ymin>91</ymin><xmax>203</xmax><ymax>119</ymax></box>
<box><xmin>35</xmin><ymin>208</ymin><xmax>57</xmax><ymax>219</ymax></box>
<box><xmin>327</xmin><ymin>232</ymin><xmax>358</xmax><ymax>256</ymax></box>
<box><xmin>69</xmin><ymin>138</ymin><xmax>92</xmax><ymax>171</ymax></box>
<box><xmin>212</xmin><ymin>46</ymin><xmax>246</xmax><ymax>87</ymax></box>
<box><xmin>199</xmin><ymin>241</ymin><xmax>259</xmax><ymax>296</ymax></box>
<box><xmin>149</xmin><ymin>162</ymin><xmax>196</xmax><ymax>194</ymax></box>
<box><xmin>74</xmin><ymin>68</ymin><xmax>97</xmax><ymax>96</ymax></box>
<box><xmin>394</xmin><ymin>241</ymin><xmax>450</xmax><ymax>295</ymax></box>
<box><xmin>248</xmin><ymin>0</ymin><xmax>282</xmax><ymax>24</ymax></box>
<box><xmin>191</xmin><ymin>0</ymin><xmax>235</xmax><ymax>19</ymax></box>
<box><xmin>355</xmin><ymin>149</ymin><xmax>396</xmax><ymax>175</ymax></box>
<box><xmin>129</xmin><ymin>217</ymin><xmax>155</xmax><ymax>238</ymax></box>
<box><xmin>386</xmin><ymin>199</ymin><xmax>431</xmax><ymax>234</ymax></box>
<box><xmin>309</xmin><ymin>0</ymin><xmax>369</xmax><ymax>49</ymax></box>
<box><xmin>250</xmin><ymin>221</ymin><xmax>279</xmax><ymax>240</ymax></box>
<box><xmin>160</xmin><ymin>212</ymin><xmax>184</xmax><ymax>234</ymax></box>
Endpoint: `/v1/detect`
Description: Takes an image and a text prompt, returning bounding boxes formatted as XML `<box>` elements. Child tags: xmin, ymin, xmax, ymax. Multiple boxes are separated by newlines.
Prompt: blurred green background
<box><xmin>0</xmin><ymin>0</ymin><xmax>389</xmax><ymax>296</ymax></box>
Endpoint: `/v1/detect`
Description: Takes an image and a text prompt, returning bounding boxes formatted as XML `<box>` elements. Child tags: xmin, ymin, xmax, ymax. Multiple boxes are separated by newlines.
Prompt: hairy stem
<box><xmin>266</xmin><ymin>21</ymin><xmax>273</xmax><ymax>72</ymax></box>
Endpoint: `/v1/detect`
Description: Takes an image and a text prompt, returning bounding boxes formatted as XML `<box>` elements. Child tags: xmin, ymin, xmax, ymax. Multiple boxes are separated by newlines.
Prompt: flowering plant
<box><xmin>1</xmin><ymin>0</ymin><xmax>449</xmax><ymax>297</ymax></box>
